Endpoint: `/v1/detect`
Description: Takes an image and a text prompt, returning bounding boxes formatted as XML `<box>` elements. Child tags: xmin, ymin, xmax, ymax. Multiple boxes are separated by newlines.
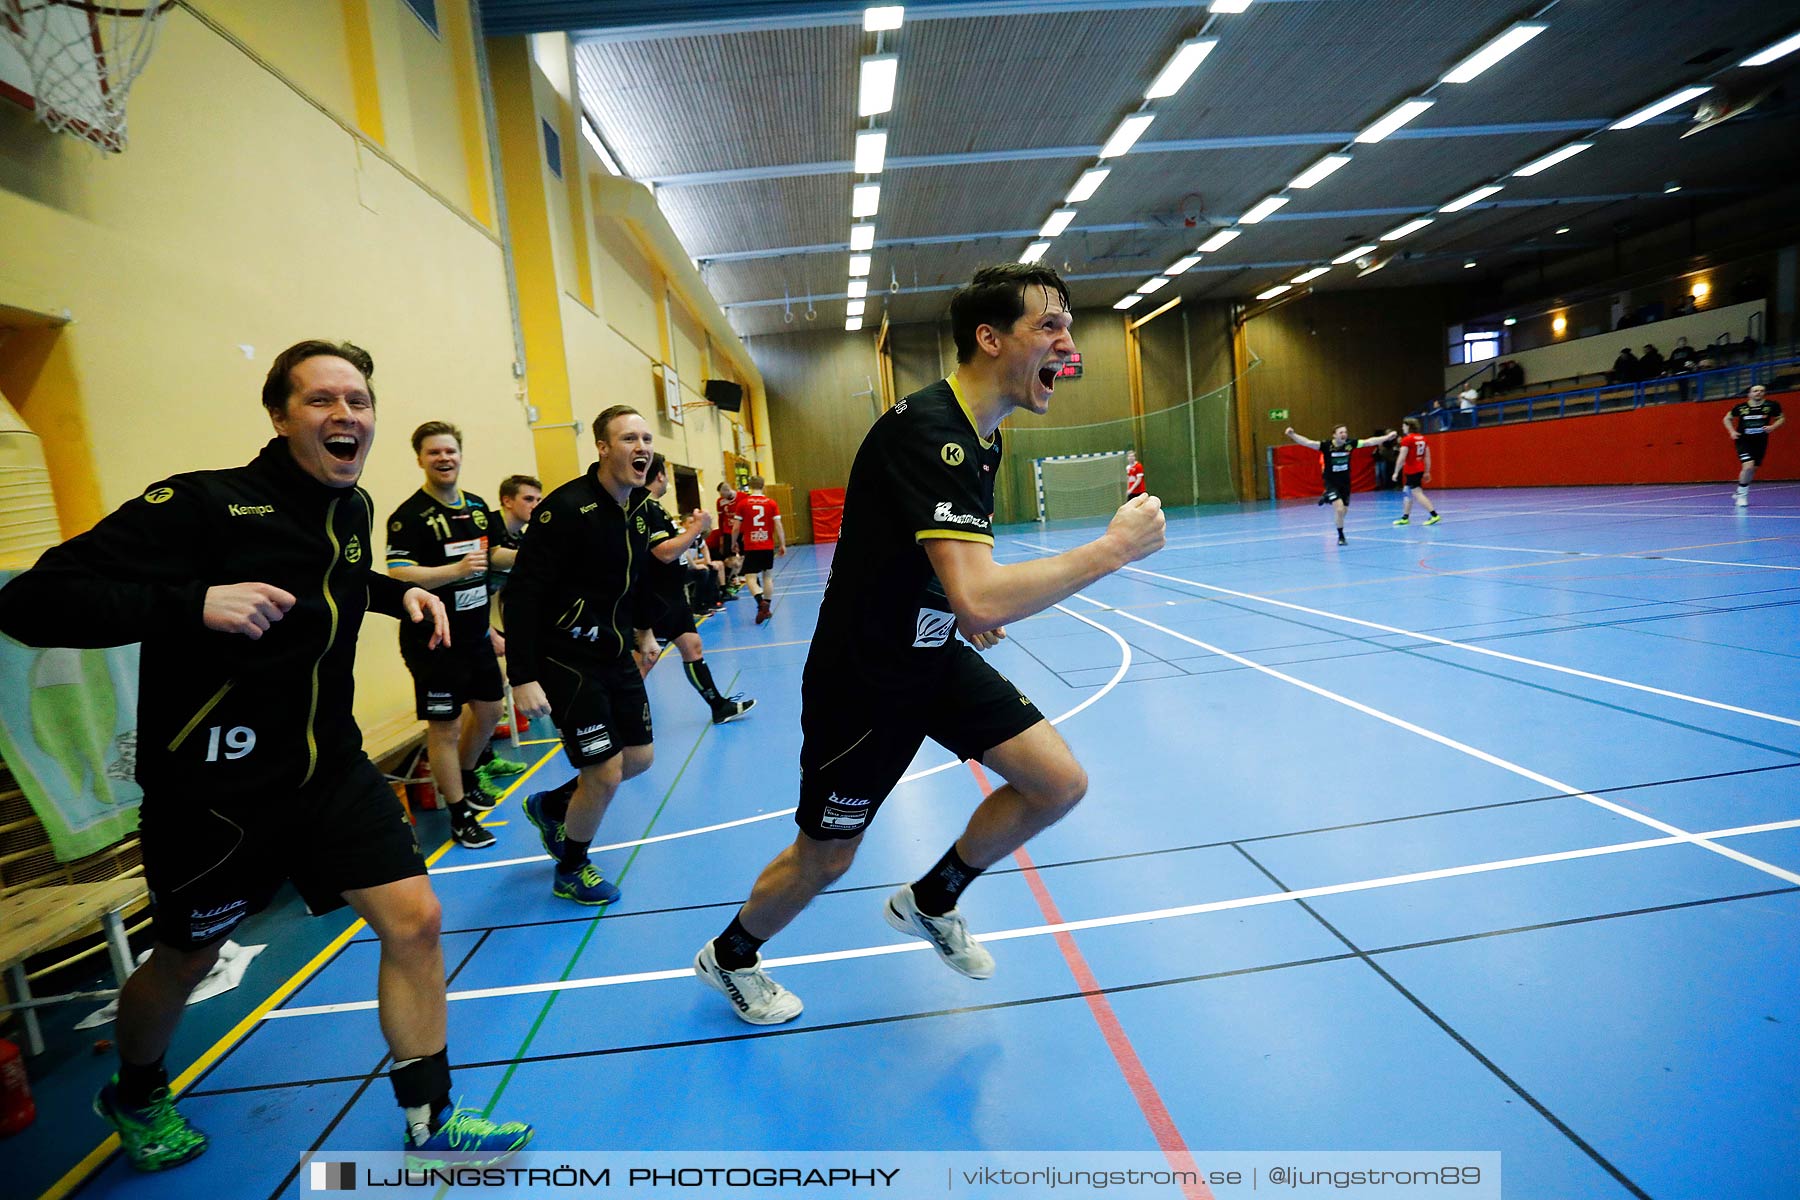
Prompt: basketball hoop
<box><xmin>0</xmin><ymin>0</ymin><xmax>175</xmax><ymax>152</ymax></box>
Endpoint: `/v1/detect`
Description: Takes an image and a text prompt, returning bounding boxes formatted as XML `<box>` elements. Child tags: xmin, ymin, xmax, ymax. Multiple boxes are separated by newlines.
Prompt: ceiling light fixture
<box><xmin>848</xmin><ymin>255</ymin><xmax>872</xmax><ymax>277</ymax></box>
<box><xmin>1114</xmin><ymin>294</ymin><xmax>1145</xmax><ymax>309</ymax></box>
<box><xmin>1440</xmin><ymin>22</ymin><xmax>1548</xmax><ymax>84</ymax></box>
<box><xmin>851</xmin><ymin>182</ymin><xmax>881</xmax><ymax>217</ymax></box>
<box><xmin>1099</xmin><ymin>113</ymin><xmax>1155</xmax><ymax>159</ymax></box>
<box><xmin>1332</xmin><ymin>243</ymin><xmax>1377</xmax><ymax>264</ymax></box>
<box><xmin>1513</xmin><ymin>141</ymin><xmax>1591</xmax><ymax>176</ymax></box>
<box><xmin>863</xmin><ymin>5</ymin><xmax>904</xmax><ymax>32</ymax></box>
<box><xmin>1238</xmin><ymin>195</ymin><xmax>1289</xmax><ymax>224</ymax></box>
<box><xmin>1355</xmin><ymin>97</ymin><xmax>1433</xmax><ymax>143</ymax></box>
<box><xmin>847</xmin><ymin>279</ymin><xmax>869</xmax><ymax>299</ymax></box>
<box><xmin>1040</xmin><ymin>209</ymin><xmax>1078</xmax><ymax>238</ymax></box>
<box><xmin>1503</xmin><ymin>317</ymin><xmax>1517</xmax><ymax>326</ymax></box>
<box><xmin>1663</xmin><ymin>180</ymin><xmax>1682</xmax><ymax>193</ymax></box>
<box><xmin>1463</xmin><ymin>260</ymin><xmax>1478</xmax><ymax>269</ymax></box>
<box><xmin>1256</xmin><ymin>284</ymin><xmax>1292</xmax><ymax>300</ymax></box>
<box><xmin>850</xmin><ymin>223</ymin><xmax>875</xmax><ymax>251</ymax></box>
<box><xmin>1019</xmin><ymin>241</ymin><xmax>1050</xmax><ymax>264</ymax></box>
<box><xmin>1741</xmin><ymin>28</ymin><xmax>1800</xmax><ymax>66</ymax></box>
<box><xmin>1610</xmin><ymin>85</ymin><xmax>1711</xmax><ymax>130</ymax></box>
<box><xmin>1291</xmin><ymin>267</ymin><xmax>1329</xmax><ymax>283</ymax></box>
<box><xmin>858</xmin><ymin>55</ymin><xmax>898</xmax><ymax>116</ymax></box>
<box><xmin>1066</xmin><ymin>167</ymin><xmax>1111</xmax><ymax>204</ymax></box>
<box><xmin>1137</xmin><ymin>276</ymin><xmax>1171</xmax><ymax>294</ymax></box>
<box><xmin>1197</xmin><ymin>228</ymin><xmax>1241</xmax><ymax>252</ymax></box>
<box><xmin>1166</xmin><ymin>255</ymin><xmax>1202</xmax><ymax>276</ymax></box>
<box><xmin>1380</xmin><ymin>217</ymin><xmax>1433</xmax><ymax>241</ymax></box>
<box><xmin>1439</xmin><ymin>184</ymin><xmax>1503</xmax><ymax>213</ymax></box>
<box><xmin>845</xmin><ymin>317</ymin><xmax>864</xmax><ymax>331</ymax></box>
<box><xmin>1144</xmin><ymin>37</ymin><xmax>1218</xmax><ymax>100</ymax></box>
<box><xmin>847</xmin><ymin>300</ymin><xmax>867</xmax><ymax>317</ymax></box>
<box><xmin>1555</xmin><ymin>226</ymin><xmax>1571</xmax><ymax>235</ymax></box>
<box><xmin>1288</xmin><ymin>153</ymin><xmax>1351</xmax><ymax>189</ymax></box>
<box><xmin>853</xmin><ymin>129</ymin><xmax>888</xmax><ymax>174</ymax></box>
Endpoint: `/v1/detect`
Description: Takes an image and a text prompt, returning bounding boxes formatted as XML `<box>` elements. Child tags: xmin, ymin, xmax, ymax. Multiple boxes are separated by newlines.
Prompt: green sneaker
<box><xmin>406</xmin><ymin>1106</ymin><xmax>534</xmax><ymax>1170</ymax></box>
<box><xmin>1392</xmin><ymin>516</ymin><xmax>1410</xmax><ymax>526</ymax></box>
<box><xmin>478</xmin><ymin>757</ymin><xmax>527</xmax><ymax>785</ymax></box>
<box><xmin>95</xmin><ymin>1079</ymin><xmax>209</xmax><ymax>1172</ymax></box>
<box><xmin>1425</xmin><ymin>513</ymin><xmax>1442</xmax><ymax>525</ymax></box>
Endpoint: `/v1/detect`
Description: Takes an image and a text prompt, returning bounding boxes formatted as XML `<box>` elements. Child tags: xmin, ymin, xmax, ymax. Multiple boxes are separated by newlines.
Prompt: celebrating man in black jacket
<box><xmin>0</xmin><ymin>341</ymin><xmax>531</xmax><ymax>1172</ymax></box>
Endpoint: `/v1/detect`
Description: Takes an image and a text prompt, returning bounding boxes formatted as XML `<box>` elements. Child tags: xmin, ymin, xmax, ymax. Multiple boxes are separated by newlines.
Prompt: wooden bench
<box><xmin>361</xmin><ymin>710</ymin><xmax>429</xmax><ymax>818</ymax></box>
<box><xmin>0</xmin><ymin>878</ymin><xmax>145</xmax><ymax>1054</ymax></box>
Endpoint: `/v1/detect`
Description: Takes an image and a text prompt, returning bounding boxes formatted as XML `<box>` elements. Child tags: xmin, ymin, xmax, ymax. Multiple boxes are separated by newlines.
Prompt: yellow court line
<box><xmin>35</xmin><ymin>747</ymin><xmax>561</xmax><ymax>1200</ymax></box>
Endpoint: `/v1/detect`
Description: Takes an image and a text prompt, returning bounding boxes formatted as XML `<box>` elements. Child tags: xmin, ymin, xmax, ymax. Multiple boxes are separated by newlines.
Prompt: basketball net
<box><xmin>0</xmin><ymin>0</ymin><xmax>173</xmax><ymax>152</ymax></box>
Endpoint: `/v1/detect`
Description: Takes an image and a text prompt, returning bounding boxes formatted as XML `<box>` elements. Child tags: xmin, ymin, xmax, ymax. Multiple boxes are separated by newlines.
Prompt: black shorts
<box><xmin>139</xmin><ymin>756</ymin><xmax>425</xmax><ymax>950</ymax></box>
<box><xmin>542</xmin><ymin>651</ymin><xmax>654</xmax><ymax>767</ymax></box>
<box><xmin>741</xmin><ymin>548</ymin><xmax>775</xmax><ymax>573</ymax></box>
<box><xmin>795</xmin><ymin>643</ymin><xmax>1046</xmax><ymax>841</ymax></box>
<box><xmin>1403</xmin><ymin>471</ymin><xmax>1425</xmax><ymax>489</ymax></box>
<box><xmin>1324</xmin><ymin>474</ymin><xmax>1352</xmax><ymax>504</ymax></box>
<box><xmin>1737</xmin><ymin>434</ymin><xmax>1768</xmax><ymax>466</ymax></box>
<box><xmin>402</xmin><ymin>635</ymin><xmax>504</xmax><ymax>721</ymax></box>
<box><xmin>651</xmin><ymin>601</ymin><xmax>697</xmax><ymax>642</ymax></box>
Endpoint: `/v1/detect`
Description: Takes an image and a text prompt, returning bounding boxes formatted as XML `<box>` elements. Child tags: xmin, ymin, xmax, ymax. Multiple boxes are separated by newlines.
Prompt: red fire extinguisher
<box><xmin>0</xmin><ymin>1035</ymin><xmax>36</xmax><ymax>1136</ymax></box>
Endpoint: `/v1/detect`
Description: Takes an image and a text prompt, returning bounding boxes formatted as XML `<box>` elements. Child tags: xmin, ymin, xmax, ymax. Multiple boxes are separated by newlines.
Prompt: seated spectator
<box><xmin>1668</xmin><ymin>337</ymin><xmax>1696</xmax><ymax>372</ymax></box>
<box><xmin>1671</xmin><ymin>294</ymin><xmax>1697</xmax><ymax>317</ymax></box>
<box><xmin>1496</xmin><ymin>360</ymin><xmax>1525</xmax><ymax>391</ymax></box>
<box><xmin>1609</xmin><ymin>347</ymin><xmax>1640</xmax><ymax>383</ymax></box>
<box><xmin>1458</xmin><ymin>386</ymin><xmax>1479</xmax><ymax>411</ymax></box>
<box><xmin>1640</xmin><ymin>344</ymin><xmax>1665</xmax><ymax>376</ymax></box>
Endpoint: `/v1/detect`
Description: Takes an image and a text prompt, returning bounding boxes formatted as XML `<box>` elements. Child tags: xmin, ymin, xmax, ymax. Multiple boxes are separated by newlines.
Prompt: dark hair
<box><xmin>747</xmin><ymin>474</ymin><xmax>764</xmax><ymax>490</ymax></box>
<box><xmin>499</xmin><ymin>474</ymin><xmax>541</xmax><ymax>501</ymax></box>
<box><xmin>411</xmin><ymin>420</ymin><xmax>462</xmax><ymax>454</ymax></box>
<box><xmin>949</xmin><ymin>264</ymin><xmax>1071</xmax><ymax>364</ymax></box>
<box><xmin>593</xmin><ymin>404</ymin><xmax>641</xmax><ymax>442</ymax></box>
<box><xmin>260</xmin><ymin>340</ymin><xmax>374</xmax><ymax>412</ymax></box>
<box><xmin>648</xmin><ymin>453</ymin><xmax>666</xmax><ymax>481</ymax></box>
<box><xmin>717</xmin><ymin>480</ymin><xmax>734</xmax><ymax>493</ymax></box>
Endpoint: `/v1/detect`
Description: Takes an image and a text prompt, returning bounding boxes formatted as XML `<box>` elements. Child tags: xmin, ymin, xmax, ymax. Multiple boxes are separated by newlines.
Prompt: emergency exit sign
<box><xmin>1268</xmin><ymin>408</ymin><xmax>1289</xmax><ymax>420</ymax></box>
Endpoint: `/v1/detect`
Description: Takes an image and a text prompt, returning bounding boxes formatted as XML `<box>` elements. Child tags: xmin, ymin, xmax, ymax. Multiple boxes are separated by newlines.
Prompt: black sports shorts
<box><xmin>542</xmin><ymin>651</ymin><xmax>653</xmax><ymax>767</ymax></box>
<box><xmin>650</xmin><ymin>600</ymin><xmax>698</xmax><ymax>642</ymax></box>
<box><xmin>741</xmin><ymin>548</ymin><xmax>775</xmax><ymax>573</ymax></box>
<box><xmin>402</xmin><ymin>636</ymin><xmax>504</xmax><ymax>721</ymax></box>
<box><xmin>795</xmin><ymin>641</ymin><xmax>1046</xmax><ymax>841</ymax></box>
<box><xmin>139</xmin><ymin>756</ymin><xmax>425</xmax><ymax>950</ymax></box>
<box><xmin>1737</xmin><ymin>434</ymin><xmax>1768</xmax><ymax>466</ymax></box>
<box><xmin>1323</xmin><ymin>473</ymin><xmax>1352</xmax><ymax>504</ymax></box>
<box><xmin>1403</xmin><ymin>471</ymin><xmax>1425</xmax><ymax>489</ymax></box>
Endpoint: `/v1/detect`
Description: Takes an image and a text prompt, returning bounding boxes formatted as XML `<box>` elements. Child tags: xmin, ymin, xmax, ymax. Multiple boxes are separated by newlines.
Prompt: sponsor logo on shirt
<box><xmin>932</xmin><ymin>502</ymin><xmax>989</xmax><ymax>529</ymax></box>
<box><xmin>580</xmin><ymin>726</ymin><xmax>614</xmax><ymax>757</ymax></box>
<box><xmin>820</xmin><ymin>793</ymin><xmax>872</xmax><ymax>830</ymax></box>
<box><xmin>444</xmin><ymin>537</ymin><xmax>484</xmax><ymax>557</ymax></box>
<box><xmin>453</xmin><ymin>584</ymin><xmax>487</xmax><ymax>612</ymax></box>
<box><xmin>227</xmin><ymin>503</ymin><xmax>275</xmax><ymax>517</ymax></box>
<box><xmin>940</xmin><ymin>443</ymin><xmax>965</xmax><ymax>466</ymax></box>
<box><xmin>913</xmin><ymin>607</ymin><xmax>956</xmax><ymax>648</ymax></box>
<box><xmin>425</xmin><ymin>689</ymin><xmax>457</xmax><ymax>717</ymax></box>
<box><xmin>187</xmin><ymin>898</ymin><xmax>248</xmax><ymax>941</ymax></box>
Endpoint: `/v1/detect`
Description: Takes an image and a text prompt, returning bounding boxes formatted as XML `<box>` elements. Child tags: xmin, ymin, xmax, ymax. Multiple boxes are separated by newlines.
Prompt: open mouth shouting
<box><xmin>630</xmin><ymin>449</ymin><xmax>653</xmax><ymax>481</ymax></box>
<box><xmin>325</xmin><ymin>433</ymin><xmax>361</xmax><ymax>463</ymax></box>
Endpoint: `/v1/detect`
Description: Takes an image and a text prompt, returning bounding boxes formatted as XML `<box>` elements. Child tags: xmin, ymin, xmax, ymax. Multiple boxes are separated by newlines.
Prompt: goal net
<box><xmin>1034</xmin><ymin>451</ymin><xmax>1127</xmax><ymax>523</ymax></box>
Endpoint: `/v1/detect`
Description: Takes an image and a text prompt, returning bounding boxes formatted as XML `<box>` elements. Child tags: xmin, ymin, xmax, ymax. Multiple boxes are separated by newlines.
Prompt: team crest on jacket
<box><xmin>636</xmin><ymin>515</ymin><xmax>646</xmax><ymax>533</ymax></box>
<box><xmin>345</xmin><ymin>537</ymin><xmax>363</xmax><ymax>563</ymax></box>
<box><xmin>473</xmin><ymin>509</ymin><xmax>488</xmax><ymax>530</ymax></box>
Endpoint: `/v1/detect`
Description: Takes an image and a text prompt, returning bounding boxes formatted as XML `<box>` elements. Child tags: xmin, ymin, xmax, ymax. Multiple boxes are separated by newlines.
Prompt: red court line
<box><xmin>967</xmin><ymin>762</ymin><xmax>1214</xmax><ymax>1200</ymax></box>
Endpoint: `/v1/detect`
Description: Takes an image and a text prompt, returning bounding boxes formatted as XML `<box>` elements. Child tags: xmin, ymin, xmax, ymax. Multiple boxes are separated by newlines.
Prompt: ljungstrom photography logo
<box><xmin>309</xmin><ymin>1160</ymin><xmax>356</xmax><ymax>1191</ymax></box>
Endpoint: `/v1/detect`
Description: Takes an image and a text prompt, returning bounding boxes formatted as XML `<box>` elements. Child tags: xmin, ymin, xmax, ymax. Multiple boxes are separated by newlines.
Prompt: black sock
<box><xmin>389</xmin><ymin>1046</ymin><xmax>452</xmax><ymax>1114</ymax></box>
<box><xmin>685</xmin><ymin>659</ymin><xmax>723</xmax><ymax>705</ymax></box>
<box><xmin>460</xmin><ymin>768</ymin><xmax>482</xmax><ymax>796</ymax></box>
<box><xmin>557</xmin><ymin>836</ymin><xmax>592</xmax><ymax>873</ymax></box>
<box><xmin>476</xmin><ymin>744</ymin><xmax>496</xmax><ymax>768</ymax></box>
<box><xmin>711</xmin><ymin>912</ymin><xmax>765</xmax><ymax>970</ymax></box>
<box><xmin>447</xmin><ymin>798</ymin><xmax>474</xmax><ymax>822</ymax></box>
<box><xmin>115</xmin><ymin>1055</ymin><xmax>168</xmax><ymax>1108</ymax></box>
<box><xmin>539</xmin><ymin>778</ymin><xmax>576</xmax><ymax>823</ymax></box>
<box><xmin>1429</xmin><ymin>509</ymin><xmax>1438</xmax><ymax>517</ymax></box>
<box><xmin>911</xmin><ymin>844</ymin><xmax>984</xmax><ymax>916</ymax></box>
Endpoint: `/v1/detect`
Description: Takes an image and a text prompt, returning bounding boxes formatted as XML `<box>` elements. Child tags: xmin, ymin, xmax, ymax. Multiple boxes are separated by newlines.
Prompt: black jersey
<box><xmin>502</xmin><ymin>465</ymin><xmax>656</xmax><ymax>682</ymax></box>
<box><xmin>642</xmin><ymin>503</ymin><xmax>688</xmax><ymax>609</ymax></box>
<box><xmin>1730</xmin><ymin>399</ymin><xmax>1783</xmax><ymax>437</ymax></box>
<box><xmin>487</xmin><ymin>519</ymin><xmax>527</xmax><ymax>596</ymax></box>
<box><xmin>384</xmin><ymin>489</ymin><xmax>495</xmax><ymax>652</ymax></box>
<box><xmin>0</xmin><ymin>438</ymin><xmax>413</xmax><ymax>798</ymax></box>
<box><xmin>1320</xmin><ymin>438</ymin><xmax>1356</xmax><ymax>477</ymax></box>
<box><xmin>810</xmin><ymin>377</ymin><xmax>1001</xmax><ymax>687</ymax></box>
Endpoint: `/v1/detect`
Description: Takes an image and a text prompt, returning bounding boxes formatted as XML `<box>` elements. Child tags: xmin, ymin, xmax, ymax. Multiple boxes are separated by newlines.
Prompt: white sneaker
<box><xmin>693</xmin><ymin>941</ymin><xmax>803</xmax><ymax>1025</ymax></box>
<box><xmin>884</xmin><ymin>885</ymin><xmax>995</xmax><ymax>979</ymax></box>
<box><xmin>1735</xmin><ymin>491</ymin><xmax>1749</xmax><ymax>507</ymax></box>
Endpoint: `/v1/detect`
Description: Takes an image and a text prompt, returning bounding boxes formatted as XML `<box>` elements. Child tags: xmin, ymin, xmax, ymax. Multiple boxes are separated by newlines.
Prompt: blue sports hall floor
<box><xmin>16</xmin><ymin>483</ymin><xmax>1800</xmax><ymax>1200</ymax></box>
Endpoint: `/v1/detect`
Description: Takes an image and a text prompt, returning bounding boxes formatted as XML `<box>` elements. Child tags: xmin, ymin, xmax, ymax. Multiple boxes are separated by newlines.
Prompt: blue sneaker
<box><xmin>522</xmin><ymin>791</ymin><xmax>567</xmax><ymax>861</ymax></box>
<box><xmin>553</xmin><ymin>862</ymin><xmax>621</xmax><ymax>906</ymax></box>
<box><xmin>405</xmin><ymin>1106</ymin><xmax>533</xmax><ymax>1170</ymax></box>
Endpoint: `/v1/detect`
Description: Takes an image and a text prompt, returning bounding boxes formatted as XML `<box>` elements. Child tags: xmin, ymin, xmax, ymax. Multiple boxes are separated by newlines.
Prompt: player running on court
<box><xmin>1391</xmin><ymin>416</ymin><xmax>1441</xmax><ymax>526</ymax></box>
<box><xmin>694</xmin><ymin>264</ymin><xmax>1165</xmax><ymax>1025</ymax></box>
<box><xmin>1285</xmin><ymin>423</ymin><xmax>1396</xmax><ymax>545</ymax></box>
<box><xmin>730</xmin><ymin>476</ymin><xmax>785</xmax><ymax>624</ymax></box>
<box><xmin>1725</xmin><ymin>384</ymin><xmax>1785</xmax><ymax>507</ymax></box>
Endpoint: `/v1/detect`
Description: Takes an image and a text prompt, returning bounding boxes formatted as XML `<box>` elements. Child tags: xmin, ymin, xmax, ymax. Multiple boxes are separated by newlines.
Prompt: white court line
<box><xmin>265</xmin><ymin>812</ymin><xmax>1800</xmax><ymax>1018</ymax></box>
<box><xmin>1380</xmin><ymin>536</ymin><xmax>1800</xmax><ymax>572</ymax></box>
<box><xmin>1120</xmin><ymin>564</ymin><xmax>1800</xmax><ymax>731</ymax></box>
<box><xmin>1081</xmin><ymin>595</ymin><xmax>1800</xmax><ymax>887</ymax></box>
<box><xmin>427</xmin><ymin>602</ymin><xmax>1133</xmax><ymax>878</ymax></box>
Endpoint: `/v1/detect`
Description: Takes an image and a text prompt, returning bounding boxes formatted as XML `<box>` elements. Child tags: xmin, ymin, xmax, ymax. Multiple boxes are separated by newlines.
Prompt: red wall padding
<box><xmin>1424</xmin><ymin>391</ymin><xmax>1799</xmax><ymax>489</ymax></box>
<box><xmin>809</xmin><ymin>487</ymin><xmax>845</xmax><ymax>544</ymax></box>
<box><xmin>1271</xmin><ymin>444</ymin><xmax>1380</xmax><ymax>499</ymax></box>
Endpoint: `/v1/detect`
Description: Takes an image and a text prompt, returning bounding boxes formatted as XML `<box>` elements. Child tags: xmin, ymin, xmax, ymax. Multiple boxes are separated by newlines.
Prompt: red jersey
<box><xmin>733</xmin><ymin>493</ymin><xmax>780</xmax><ymax>550</ymax></box>
<box><xmin>1398</xmin><ymin>433</ymin><xmax>1429</xmax><ymax>475</ymax></box>
<box><xmin>1126</xmin><ymin>460</ymin><xmax>1145</xmax><ymax>497</ymax></box>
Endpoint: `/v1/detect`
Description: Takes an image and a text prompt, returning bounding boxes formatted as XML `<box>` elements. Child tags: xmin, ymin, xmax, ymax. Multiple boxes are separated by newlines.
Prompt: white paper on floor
<box><xmin>76</xmin><ymin>940</ymin><xmax>267</xmax><ymax>1030</ymax></box>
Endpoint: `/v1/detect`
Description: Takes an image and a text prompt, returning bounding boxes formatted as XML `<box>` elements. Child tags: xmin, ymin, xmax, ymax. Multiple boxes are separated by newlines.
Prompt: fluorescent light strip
<box><xmin>1742</xmin><ymin>29</ymin><xmax>1800</xmax><ymax>66</ymax></box>
<box><xmin>1197</xmin><ymin>228</ymin><xmax>1240</xmax><ymax>252</ymax></box>
<box><xmin>1440</xmin><ymin>22</ymin><xmax>1547</xmax><ymax>84</ymax></box>
<box><xmin>847</xmin><ymin>300</ymin><xmax>866</xmax><ymax>317</ymax></box>
<box><xmin>845</xmin><ymin>317</ymin><xmax>864</xmax><ymax>331</ymax></box>
<box><xmin>1380</xmin><ymin>217</ymin><xmax>1433</xmax><ymax>241</ymax></box>
<box><xmin>1256</xmin><ymin>284</ymin><xmax>1291</xmax><ymax>300</ymax></box>
<box><xmin>1238</xmin><ymin>195</ymin><xmax>1289</xmax><ymax>224</ymax></box>
<box><xmin>1113</xmin><ymin>295</ymin><xmax>1145</xmax><ymax>309</ymax></box>
<box><xmin>1039</xmin><ymin>208</ymin><xmax>1077</xmax><ymax>238</ymax></box>
<box><xmin>858</xmin><ymin>55</ymin><xmax>898</xmax><ymax>117</ymax></box>
<box><xmin>1291</xmin><ymin>267</ymin><xmax>1329</xmax><ymax>284</ymax></box>
<box><xmin>1144</xmin><ymin>37</ymin><xmax>1218</xmax><ymax>100</ymax></box>
<box><xmin>851</xmin><ymin>182</ymin><xmax>881</xmax><ymax>217</ymax></box>
<box><xmin>1331</xmin><ymin>243</ymin><xmax>1377</xmax><ymax>264</ymax></box>
<box><xmin>1099</xmin><ymin>113</ymin><xmax>1155</xmax><ymax>159</ymax></box>
<box><xmin>1019</xmin><ymin>241</ymin><xmax>1050</xmax><ymax>265</ymax></box>
<box><xmin>1439</xmin><ymin>184</ymin><xmax>1503</xmax><ymax>213</ymax></box>
<box><xmin>1137</xmin><ymin>276</ymin><xmax>1171</xmax><ymax>294</ymax></box>
<box><xmin>849</xmin><ymin>223</ymin><xmax>875</xmax><ymax>251</ymax></box>
<box><xmin>853</xmin><ymin>129</ymin><xmax>887</xmax><ymax>174</ymax></box>
<box><xmin>863</xmin><ymin>6</ymin><xmax>903</xmax><ymax>33</ymax></box>
<box><xmin>1065</xmin><ymin>167</ymin><xmax>1111</xmax><ymax>204</ymax></box>
<box><xmin>1356</xmin><ymin>97</ymin><xmax>1433</xmax><ymax>143</ymax></box>
<box><xmin>1210</xmin><ymin>0</ymin><xmax>1252</xmax><ymax>11</ymax></box>
<box><xmin>1288</xmin><ymin>153</ymin><xmax>1350</xmax><ymax>189</ymax></box>
<box><xmin>1165</xmin><ymin>255</ymin><xmax>1201</xmax><ymax>276</ymax></box>
<box><xmin>848</xmin><ymin>255</ymin><xmax>871</xmax><ymax>277</ymax></box>
<box><xmin>1610</xmin><ymin>86</ymin><xmax>1711</xmax><ymax>130</ymax></box>
<box><xmin>1513</xmin><ymin>141</ymin><xmax>1590</xmax><ymax>176</ymax></box>
<box><xmin>847</xmin><ymin>280</ymin><xmax>869</xmax><ymax>299</ymax></box>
